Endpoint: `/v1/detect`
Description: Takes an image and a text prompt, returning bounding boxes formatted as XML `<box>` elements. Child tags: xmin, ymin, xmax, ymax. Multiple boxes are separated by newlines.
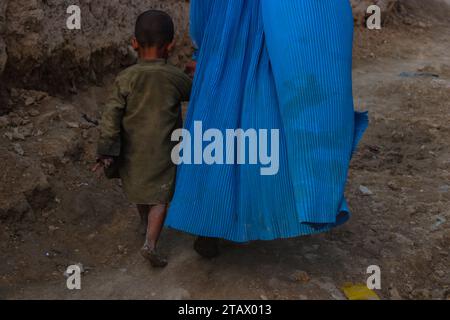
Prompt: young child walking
<box><xmin>93</xmin><ymin>10</ymin><xmax>192</xmax><ymax>268</ymax></box>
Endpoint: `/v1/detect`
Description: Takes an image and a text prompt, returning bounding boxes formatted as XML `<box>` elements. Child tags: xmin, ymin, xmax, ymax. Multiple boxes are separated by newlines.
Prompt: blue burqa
<box><xmin>166</xmin><ymin>0</ymin><xmax>368</xmax><ymax>242</ymax></box>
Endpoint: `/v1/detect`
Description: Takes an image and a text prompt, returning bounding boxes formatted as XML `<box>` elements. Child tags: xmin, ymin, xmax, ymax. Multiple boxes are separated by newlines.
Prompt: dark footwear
<box><xmin>194</xmin><ymin>237</ymin><xmax>220</xmax><ymax>259</ymax></box>
<box><xmin>140</xmin><ymin>246</ymin><xmax>168</xmax><ymax>268</ymax></box>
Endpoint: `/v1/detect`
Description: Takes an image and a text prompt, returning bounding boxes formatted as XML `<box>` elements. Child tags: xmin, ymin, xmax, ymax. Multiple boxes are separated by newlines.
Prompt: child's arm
<box><xmin>96</xmin><ymin>77</ymin><xmax>127</xmax><ymax>167</ymax></box>
<box><xmin>178</xmin><ymin>71</ymin><xmax>193</xmax><ymax>102</ymax></box>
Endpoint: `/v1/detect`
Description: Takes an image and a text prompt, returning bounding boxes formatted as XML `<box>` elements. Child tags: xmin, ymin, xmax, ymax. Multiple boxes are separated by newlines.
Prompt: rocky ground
<box><xmin>0</xmin><ymin>1</ymin><xmax>449</xmax><ymax>300</ymax></box>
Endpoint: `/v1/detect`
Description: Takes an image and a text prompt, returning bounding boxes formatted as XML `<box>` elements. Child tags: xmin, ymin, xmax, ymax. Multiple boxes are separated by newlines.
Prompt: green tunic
<box><xmin>98</xmin><ymin>59</ymin><xmax>192</xmax><ymax>204</ymax></box>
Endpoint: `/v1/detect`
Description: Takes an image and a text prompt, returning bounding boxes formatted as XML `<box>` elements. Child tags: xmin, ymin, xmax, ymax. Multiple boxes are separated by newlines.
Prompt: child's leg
<box><xmin>140</xmin><ymin>204</ymin><xmax>168</xmax><ymax>268</ymax></box>
<box><xmin>144</xmin><ymin>204</ymin><xmax>168</xmax><ymax>250</ymax></box>
<box><xmin>136</xmin><ymin>204</ymin><xmax>149</xmax><ymax>236</ymax></box>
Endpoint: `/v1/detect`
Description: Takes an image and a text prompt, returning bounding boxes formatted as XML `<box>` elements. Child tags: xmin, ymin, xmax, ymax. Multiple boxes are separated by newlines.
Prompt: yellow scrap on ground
<box><xmin>342</xmin><ymin>283</ymin><xmax>380</xmax><ymax>300</ymax></box>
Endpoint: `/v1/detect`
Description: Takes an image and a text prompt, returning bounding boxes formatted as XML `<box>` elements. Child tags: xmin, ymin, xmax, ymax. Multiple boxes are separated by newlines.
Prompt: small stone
<box><xmin>4</xmin><ymin>132</ymin><xmax>13</xmax><ymax>140</ymax></box>
<box><xmin>404</xmin><ymin>284</ymin><xmax>413</xmax><ymax>293</ymax></box>
<box><xmin>87</xmin><ymin>232</ymin><xmax>97</xmax><ymax>240</ymax></box>
<box><xmin>43</xmin><ymin>163</ymin><xmax>56</xmax><ymax>176</ymax></box>
<box><xmin>431</xmin><ymin>215</ymin><xmax>446</xmax><ymax>231</ymax></box>
<box><xmin>438</xmin><ymin>185</ymin><xmax>449</xmax><ymax>193</ymax></box>
<box><xmin>24</xmin><ymin>97</ymin><xmax>36</xmax><ymax>106</ymax></box>
<box><xmin>435</xmin><ymin>270</ymin><xmax>445</xmax><ymax>277</ymax></box>
<box><xmin>260</xmin><ymin>294</ymin><xmax>268</xmax><ymax>300</ymax></box>
<box><xmin>417</xmin><ymin>21</ymin><xmax>427</xmax><ymax>28</ymax></box>
<box><xmin>395</xmin><ymin>233</ymin><xmax>414</xmax><ymax>246</ymax></box>
<box><xmin>10</xmin><ymin>88</ymin><xmax>20</xmax><ymax>98</ymax></box>
<box><xmin>389</xmin><ymin>287</ymin><xmax>402</xmax><ymax>300</ymax></box>
<box><xmin>11</xmin><ymin>198</ymin><xmax>32</xmax><ymax>216</ymax></box>
<box><xmin>36</xmin><ymin>111</ymin><xmax>59</xmax><ymax>126</ymax></box>
<box><xmin>11</xmin><ymin>128</ymin><xmax>25</xmax><ymax>141</ymax></box>
<box><xmin>117</xmin><ymin>245</ymin><xmax>128</xmax><ymax>254</ymax></box>
<box><xmin>48</xmin><ymin>225</ymin><xmax>59</xmax><ymax>232</ymax></box>
<box><xmin>13</xmin><ymin>143</ymin><xmax>24</xmax><ymax>156</ymax></box>
<box><xmin>0</xmin><ymin>116</ymin><xmax>10</xmax><ymax>128</ymax></box>
<box><xmin>387</xmin><ymin>181</ymin><xmax>400</xmax><ymax>191</ymax></box>
<box><xmin>166</xmin><ymin>287</ymin><xmax>192</xmax><ymax>300</ymax></box>
<box><xmin>28</xmin><ymin>109</ymin><xmax>40</xmax><ymax>117</ymax></box>
<box><xmin>431</xmin><ymin>289</ymin><xmax>446</xmax><ymax>299</ymax></box>
<box><xmin>44</xmin><ymin>249</ymin><xmax>60</xmax><ymax>259</ymax></box>
<box><xmin>359</xmin><ymin>185</ymin><xmax>373</xmax><ymax>196</ymax></box>
<box><xmin>412</xmin><ymin>288</ymin><xmax>431</xmax><ymax>299</ymax></box>
<box><xmin>20</xmin><ymin>124</ymin><xmax>34</xmax><ymax>138</ymax></box>
<box><xmin>9</xmin><ymin>116</ymin><xmax>23</xmax><ymax>127</ymax></box>
<box><xmin>316</xmin><ymin>279</ymin><xmax>346</xmax><ymax>300</ymax></box>
<box><xmin>66</xmin><ymin>121</ymin><xmax>80</xmax><ymax>129</ymax></box>
<box><xmin>305</xmin><ymin>253</ymin><xmax>319</xmax><ymax>261</ymax></box>
<box><xmin>291</xmin><ymin>270</ymin><xmax>310</xmax><ymax>283</ymax></box>
<box><xmin>80</xmin><ymin>121</ymin><xmax>95</xmax><ymax>129</ymax></box>
<box><xmin>406</xmin><ymin>205</ymin><xmax>417</xmax><ymax>216</ymax></box>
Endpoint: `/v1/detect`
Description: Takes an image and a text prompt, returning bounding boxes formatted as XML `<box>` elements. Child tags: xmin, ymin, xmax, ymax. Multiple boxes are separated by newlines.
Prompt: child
<box><xmin>93</xmin><ymin>10</ymin><xmax>192</xmax><ymax>268</ymax></box>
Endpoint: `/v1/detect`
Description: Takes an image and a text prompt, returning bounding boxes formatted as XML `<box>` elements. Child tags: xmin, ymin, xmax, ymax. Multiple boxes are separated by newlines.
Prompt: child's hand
<box><xmin>92</xmin><ymin>156</ymin><xmax>114</xmax><ymax>175</ymax></box>
<box><xmin>184</xmin><ymin>60</ymin><xmax>197</xmax><ymax>78</ymax></box>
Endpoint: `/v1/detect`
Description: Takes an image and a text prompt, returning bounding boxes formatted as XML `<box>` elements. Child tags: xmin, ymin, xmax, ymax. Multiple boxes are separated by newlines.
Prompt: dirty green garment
<box><xmin>98</xmin><ymin>59</ymin><xmax>192</xmax><ymax>204</ymax></box>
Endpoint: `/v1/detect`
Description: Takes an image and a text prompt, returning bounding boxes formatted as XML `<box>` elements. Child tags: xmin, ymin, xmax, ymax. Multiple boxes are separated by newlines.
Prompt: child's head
<box><xmin>133</xmin><ymin>10</ymin><xmax>175</xmax><ymax>59</ymax></box>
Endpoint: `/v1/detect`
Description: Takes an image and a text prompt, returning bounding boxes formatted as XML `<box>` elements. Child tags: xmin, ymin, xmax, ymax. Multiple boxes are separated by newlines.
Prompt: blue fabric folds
<box><xmin>166</xmin><ymin>0</ymin><xmax>368</xmax><ymax>242</ymax></box>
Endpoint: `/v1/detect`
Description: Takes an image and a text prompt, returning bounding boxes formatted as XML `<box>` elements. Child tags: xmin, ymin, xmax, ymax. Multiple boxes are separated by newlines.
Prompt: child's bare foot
<box><xmin>194</xmin><ymin>237</ymin><xmax>220</xmax><ymax>259</ymax></box>
<box><xmin>141</xmin><ymin>245</ymin><xmax>168</xmax><ymax>268</ymax></box>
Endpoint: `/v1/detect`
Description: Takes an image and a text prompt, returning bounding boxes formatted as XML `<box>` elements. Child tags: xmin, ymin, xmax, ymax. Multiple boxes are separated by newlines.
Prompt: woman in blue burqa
<box><xmin>166</xmin><ymin>0</ymin><xmax>368</xmax><ymax>257</ymax></box>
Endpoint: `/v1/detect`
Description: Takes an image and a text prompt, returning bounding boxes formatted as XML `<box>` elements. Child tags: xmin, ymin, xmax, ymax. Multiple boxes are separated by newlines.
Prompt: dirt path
<box><xmin>1</xmin><ymin>16</ymin><xmax>449</xmax><ymax>300</ymax></box>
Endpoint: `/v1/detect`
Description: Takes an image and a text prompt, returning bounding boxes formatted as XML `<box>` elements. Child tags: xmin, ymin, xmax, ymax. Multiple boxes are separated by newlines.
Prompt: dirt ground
<box><xmin>0</xmin><ymin>3</ymin><xmax>449</xmax><ymax>300</ymax></box>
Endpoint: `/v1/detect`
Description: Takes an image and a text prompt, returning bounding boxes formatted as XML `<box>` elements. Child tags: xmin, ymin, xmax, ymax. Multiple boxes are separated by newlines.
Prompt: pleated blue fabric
<box><xmin>165</xmin><ymin>0</ymin><xmax>369</xmax><ymax>242</ymax></box>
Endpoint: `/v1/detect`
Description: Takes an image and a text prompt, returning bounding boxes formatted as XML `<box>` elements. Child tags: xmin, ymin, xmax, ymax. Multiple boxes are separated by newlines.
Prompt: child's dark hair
<box><xmin>135</xmin><ymin>10</ymin><xmax>174</xmax><ymax>48</ymax></box>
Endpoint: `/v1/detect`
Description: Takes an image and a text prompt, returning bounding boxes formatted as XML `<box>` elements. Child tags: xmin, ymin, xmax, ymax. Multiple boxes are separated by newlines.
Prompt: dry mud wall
<box><xmin>0</xmin><ymin>0</ymin><xmax>191</xmax><ymax>112</ymax></box>
<box><xmin>0</xmin><ymin>0</ymin><xmax>397</xmax><ymax>112</ymax></box>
